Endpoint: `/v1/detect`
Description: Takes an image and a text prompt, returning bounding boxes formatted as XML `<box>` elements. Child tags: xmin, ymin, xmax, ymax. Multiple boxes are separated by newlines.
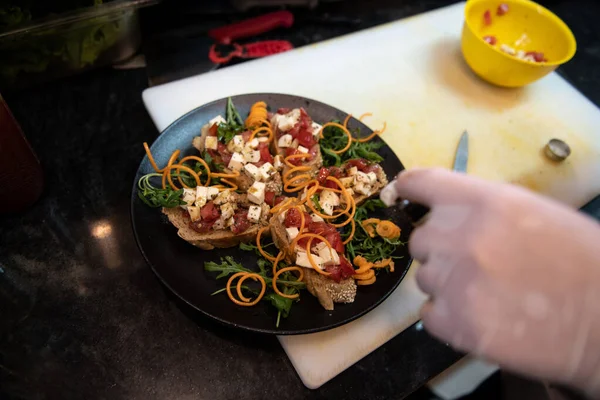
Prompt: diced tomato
<box><xmin>483</xmin><ymin>35</ymin><xmax>497</xmax><ymax>45</ymax></box>
<box><xmin>231</xmin><ymin>211</ymin><xmax>251</xmax><ymax>234</ymax></box>
<box><xmin>189</xmin><ymin>219</ymin><xmax>216</xmax><ymax>233</ymax></box>
<box><xmin>339</xmin><ymin>255</ymin><xmax>356</xmax><ymax>279</ymax></box>
<box><xmin>285</xmin><ymin>147</ymin><xmax>302</xmax><ymax>166</ymax></box>
<box><xmin>258</xmin><ymin>143</ymin><xmax>274</xmax><ymax>164</ymax></box>
<box><xmin>364</xmin><ymin>164</ymin><xmax>381</xmax><ymax>174</ymax></box>
<box><xmin>241</xmin><ymin>130</ymin><xmax>252</xmax><ymax>142</ymax></box>
<box><xmin>483</xmin><ymin>9</ymin><xmax>492</xmax><ymax>25</ymax></box>
<box><xmin>497</xmin><ymin>3</ymin><xmax>509</xmax><ymax>15</ymax></box>
<box><xmin>284</xmin><ymin>207</ymin><xmax>303</xmax><ymax>228</ymax></box>
<box><xmin>200</xmin><ymin>201</ymin><xmax>220</xmax><ymax>222</ymax></box>
<box><xmin>296</xmin><ymin>127</ymin><xmax>316</xmax><ymax>148</ymax></box>
<box><xmin>345</xmin><ymin>158</ymin><xmax>369</xmax><ymax>172</ymax></box>
<box><xmin>316</xmin><ymin>167</ymin><xmax>330</xmax><ymax>184</ymax></box>
<box><xmin>274</xmin><ymin>196</ymin><xmax>287</xmax><ymax>206</ymax></box>
<box><xmin>265</xmin><ymin>191</ymin><xmax>275</xmax><ymax>207</ymax></box>
<box><xmin>277</xmin><ymin>108</ymin><xmax>291</xmax><ymax>115</ymax></box>
<box><xmin>326</xmin><ymin>232</ymin><xmax>345</xmax><ymax>253</ymax></box>
<box><xmin>526</xmin><ymin>51</ymin><xmax>547</xmax><ymax>63</ymax></box>
<box><xmin>208</xmin><ymin>123</ymin><xmax>218</xmax><ymax>136</ymax></box>
<box><xmin>325</xmin><ymin>255</ymin><xmax>355</xmax><ymax>283</ymax></box>
<box><xmin>217</xmin><ymin>142</ymin><xmax>232</xmax><ymax>166</ymax></box>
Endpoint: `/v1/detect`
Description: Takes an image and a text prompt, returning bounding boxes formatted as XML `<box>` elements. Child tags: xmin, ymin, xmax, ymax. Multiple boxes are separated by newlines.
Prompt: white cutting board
<box><xmin>142</xmin><ymin>1</ymin><xmax>600</xmax><ymax>390</ymax></box>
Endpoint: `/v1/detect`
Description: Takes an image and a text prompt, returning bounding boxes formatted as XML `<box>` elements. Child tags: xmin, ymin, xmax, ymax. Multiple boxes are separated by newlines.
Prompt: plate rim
<box><xmin>130</xmin><ymin>92</ymin><xmax>413</xmax><ymax>335</ymax></box>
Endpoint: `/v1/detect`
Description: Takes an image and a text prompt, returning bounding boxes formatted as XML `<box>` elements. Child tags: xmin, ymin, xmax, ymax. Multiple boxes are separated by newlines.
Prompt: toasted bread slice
<box><xmin>347</xmin><ymin>167</ymin><xmax>388</xmax><ymax>207</ymax></box>
<box><xmin>269</xmin><ymin>213</ymin><xmax>357</xmax><ymax>309</ymax></box>
<box><xmin>163</xmin><ymin>203</ymin><xmax>270</xmax><ymax>251</ymax></box>
<box><xmin>303</xmin><ymin>270</ymin><xmax>357</xmax><ymax>311</ymax></box>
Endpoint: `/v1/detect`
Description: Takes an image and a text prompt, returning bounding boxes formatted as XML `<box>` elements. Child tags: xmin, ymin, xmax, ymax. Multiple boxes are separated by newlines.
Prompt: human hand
<box><xmin>390</xmin><ymin>168</ymin><xmax>600</xmax><ymax>396</ymax></box>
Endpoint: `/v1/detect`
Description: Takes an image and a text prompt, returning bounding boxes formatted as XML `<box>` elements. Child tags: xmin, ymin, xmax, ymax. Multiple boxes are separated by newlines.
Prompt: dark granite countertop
<box><xmin>1</xmin><ymin>1</ymin><xmax>599</xmax><ymax>399</ymax></box>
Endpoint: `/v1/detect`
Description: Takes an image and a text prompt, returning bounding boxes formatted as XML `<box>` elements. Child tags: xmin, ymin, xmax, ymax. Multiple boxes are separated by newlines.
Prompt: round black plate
<box><xmin>131</xmin><ymin>93</ymin><xmax>413</xmax><ymax>335</ymax></box>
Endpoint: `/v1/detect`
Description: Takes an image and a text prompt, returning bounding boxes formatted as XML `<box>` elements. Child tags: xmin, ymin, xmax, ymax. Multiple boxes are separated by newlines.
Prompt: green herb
<box><xmin>345</xmin><ymin>140</ymin><xmax>384</xmax><ymax>164</ymax></box>
<box><xmin>204</xmin><ymin>257</ymin><xmax>305</xmax><ymax>289</ymax></box>
<box><xmin>137</xmin><ymin>173</ymin><xmax>186</xmax><ymax>208</ymax></box>
<box><xmin>319</xmin><ymin>122</ymin><xmax>385</xmax><ymax>166</ymax></box>
<box><xmin>204</xmin><ymin>256</ymin><xmax>305</xmax><ymax>327</ymax></box>
<box><xmin>238</xmin><ymin>242</ymin><xmax>276</xmax><ymax>259</ymax></box>
<box><xmin>217</xmin><ymin>98</ymin><xmax>245</xmax><ymax>143</ymax></box>
<box><xmin>344</xmin><ymin>199</ymin><xmax>404</xmax><ymax>264</ymax></box>
<box><xmin>311</xmin><ymin>194</ymin><xmax>324</xmax><ymax>213</ymax></box>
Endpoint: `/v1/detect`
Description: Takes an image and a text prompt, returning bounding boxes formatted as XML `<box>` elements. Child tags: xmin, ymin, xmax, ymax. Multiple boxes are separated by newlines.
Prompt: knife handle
<box><xmin>209</xmin><ymin>11</ymin><xmax>294</xmax><ymax>44</ymax></box>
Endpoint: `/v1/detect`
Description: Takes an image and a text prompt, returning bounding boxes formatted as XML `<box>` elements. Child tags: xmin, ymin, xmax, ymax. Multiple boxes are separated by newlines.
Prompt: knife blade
<box><xmin>393</xmin><ymin>131</ymin><xmax>469</xmax><ymax>225</ymax></box>
<box><xmin>453</xmin><ymin>131</ymin><xmax>469</xmax><ymax>173</ymax></box>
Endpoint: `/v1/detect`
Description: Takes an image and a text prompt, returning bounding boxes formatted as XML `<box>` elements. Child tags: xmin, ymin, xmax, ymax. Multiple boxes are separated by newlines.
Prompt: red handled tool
<box><xmin>209</xmin><ymin>40</ymin><xmax>293</xmax><ymax>64</ymax></box>
<box><xmin>208</xmin><ymin>11</ymin><xmax>294</xmax><ymax>44</ymax></box>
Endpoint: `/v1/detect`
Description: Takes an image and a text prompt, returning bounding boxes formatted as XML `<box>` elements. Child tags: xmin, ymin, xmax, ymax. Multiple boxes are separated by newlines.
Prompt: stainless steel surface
<box><xmin>544</xmin><ymin>138</ymin><xmax>571</xmax><ymax>162</ymax></box>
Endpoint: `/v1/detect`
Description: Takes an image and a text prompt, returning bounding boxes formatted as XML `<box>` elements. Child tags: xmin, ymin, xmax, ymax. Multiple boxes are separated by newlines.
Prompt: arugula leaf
<box><xmin>205</xmin><ymin>256</ymin><xmax>250</xmax><ymax>279</ymax></box>
<box><xmin>204</xmin><ymin>257</ymin><xmax>305</xmax><ymax>289</ymax></box>
<box><xmin>137</xmin><ymin>173</ymin><xmax>186</xmax><ymax>208</ymax></box>
<box><xmin>217</xmin><ymin>98</ymin><xmax>245</xmax><ymax>143</ymax></box>
<box><xmin>344</xmin><ymin>199</ymin><xmax>404</xmax><ymax>264</ymax></box>
<box><xmin>319</xmin><ymin>121</ymin><xmax>385</xmax><ymax>166</ymax></box>
<box><xmin>264</xmin><ymin>292</ymin><xmax>294</xmax><ymax>318</ymax></box>
<box><xmin>311</xmin><ymin>194</ymin><xmax>324</xmax><ymax>214</ymax></box>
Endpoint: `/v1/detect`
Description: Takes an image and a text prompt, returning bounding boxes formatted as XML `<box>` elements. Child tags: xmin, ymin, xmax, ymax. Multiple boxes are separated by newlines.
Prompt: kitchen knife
<box><xmin>382</xmin><ymin>131</ymin><xmax>469</xmax><ymax>225</ymax></box>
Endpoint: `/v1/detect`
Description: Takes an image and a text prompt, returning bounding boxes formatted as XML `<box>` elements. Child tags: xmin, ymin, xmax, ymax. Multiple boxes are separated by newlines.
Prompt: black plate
<box><xmin>131</xmin><ymin>93</ymin><xmax>414</xmax><ymax>335</ymax></box>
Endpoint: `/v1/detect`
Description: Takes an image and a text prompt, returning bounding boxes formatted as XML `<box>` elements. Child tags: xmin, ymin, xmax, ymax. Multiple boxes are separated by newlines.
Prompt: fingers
<box><xmin>394</xmin><ymin>168</ymin><xmax>487</xmax><ymax>206</ymax></box>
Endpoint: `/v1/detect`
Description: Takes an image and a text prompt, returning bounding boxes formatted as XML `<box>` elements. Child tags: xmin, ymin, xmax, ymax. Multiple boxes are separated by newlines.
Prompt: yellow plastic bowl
<box><xmin>461</xmin><ymin>0</ymin><xmax>576</xmax><ymax>87</ymax></box>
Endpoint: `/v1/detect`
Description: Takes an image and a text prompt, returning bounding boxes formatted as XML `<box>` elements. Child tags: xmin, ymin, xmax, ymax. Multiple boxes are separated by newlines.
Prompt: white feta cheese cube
<box><xmin>273</xmin><ymin>155</ymin><xmax>283</xmax><ymax>171</ymax></box>
<box><xmin>318</xmin><ymin>247</ymin><xmax>340</xmax><ymax>266</ymax></box>
<box><xmin>226</xmin><ymin>217</ymin><xmax>235</xmax><ymax>228</ymax></box>
<box><xmin>227</xmin><ymin>135</ymin><xmax>244</xmax><ymax>153</ymax></box>
<box><xmin>286</xmin><ymin>227</ymin><xmax>299</xmax><ymax>241</ymax></box>
<box><xmin>296</xmin><ymin>251</ymin><xmax>324</xmax><ymax>270</ymax></box>
<box><xmin>355</xmin><ymin>171</ymin><xmax>371</xmax><ymax>184</ymax></box>
<box><xmin>205</xmin><ymin>136</ymin><xmax>218</xmax><ymax>150</ymax></box>
<box><xmin>247</xmin><ymin>181</ymin><xmax>266</xmax><ymax>205</ymax></box>
<box><xmin>366</xmin><ymin>172</ymin><xmax>378</xmax><ymax>185</ymax></box>
<box><xmin>311</xmin><ymin>213</ymin><xmax>324</xmax><ymax>222</ymax></box>
<box><xmin>220</xmin><ymin>203</ymin><xmax>235</xmax><ymax>220</ymax></box>
<box><xmin>212</xmin><ymin>217</ymin><xmax>226</xmax><ymax>230</ymax></box>
<box><xmin>321</xmin><ymin>202</ymin><xmax>334</xmax><ymax>216</ymax></box>
<box><xmin>354</xmin><ymin>182</ymin><xmax>372</xmax><ymax>196</ymax></box>
<box><xmin>228</xmin><ymin>152</ymin><xmax>245</xmax><ymax>171</ymax></box>
<box><xmin>258</xmin><ymin>162</ymin><xmax>276</xmax><ymax>181</ymax></box>
<box><xmin>298</xmin><ymin>145</ymin><xmax>308</xmax><ymax>154</ymax></box>
<box><xmin>278</xmin><ymin>134</ymin><xmax>293</xmax><ymax>148</ymax></box>
<box><xmin>244</xmin><ymin>163</ymin><xmax>262</xmax><ymax>181</ymax></box>
<box><xmin>187</xmin><ymin>205</ymin><xmax>201</xmax><ymax>222</ymax></box>
<box><xmin>214</xmin><ymin>190</ymin><xmax>233</xmax><ymax>205</ymax></box>
<box><xmin>195</xmin><ymin>186</ymin><xmax>208</xmax><ymax>207</ymax></box>
<box><xmin>247</xmin><ymin>138</ymin><xmax>259</xmax><ymax>148</ymax></box>
<box><xmin>313</xmin><ymin>242</ymin><xmax>327</xmax><ymax>253</ymax></box>
<box><xmin>247</xmin><ymin>205</ymin><xmax>262</xmax><ymax>223</ymax></box>
<box><xmin>277</xmin><ymin>109</ymin><xmax>301</xmax><ymax>131</ymax></box>
<box><xmin>279</xmin><ymin>210</ymin><xmax>287</xmax><ymax>223</ymax></box>
<box><xmin>339</xmin><ymin>176</ymin><xmax>354</xmax><ymax>188</ymax></box>
<box><xmin>242</xmin><ymin>148</ymin><xmax>261</xmax><ymax>163</ymax></box>
<box><xmin>209</xmin><ymin>115</ymin><xmax>226</xmax><ymax>127</ymax></box>
<box><xmin>348</xmin><ymin>166</ymin><xmax>358</xmax><ymax>176</ymax></box>
<box><xmin>207</xmin><ymin>187</ymin><xmax>220</xmax><ymax>200</ymax></box>
<box><xmin>182</xmin><ymin>188</ymin><xmax>196</xmax><ymax>206</ymax></box>
<box><xmin>258</xmin><ymin>137</ymin><xmax>270</xmax><ymax>143</ymax></box>
<box><xmin>320</xmin><ymin>189</ymin><xmax>340</xmax><ymax>207</ymax></box>
<box><xmin>312</xmin><ymin>122</ymin><xmax>322</xmax><ymax>137</ymax></box>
